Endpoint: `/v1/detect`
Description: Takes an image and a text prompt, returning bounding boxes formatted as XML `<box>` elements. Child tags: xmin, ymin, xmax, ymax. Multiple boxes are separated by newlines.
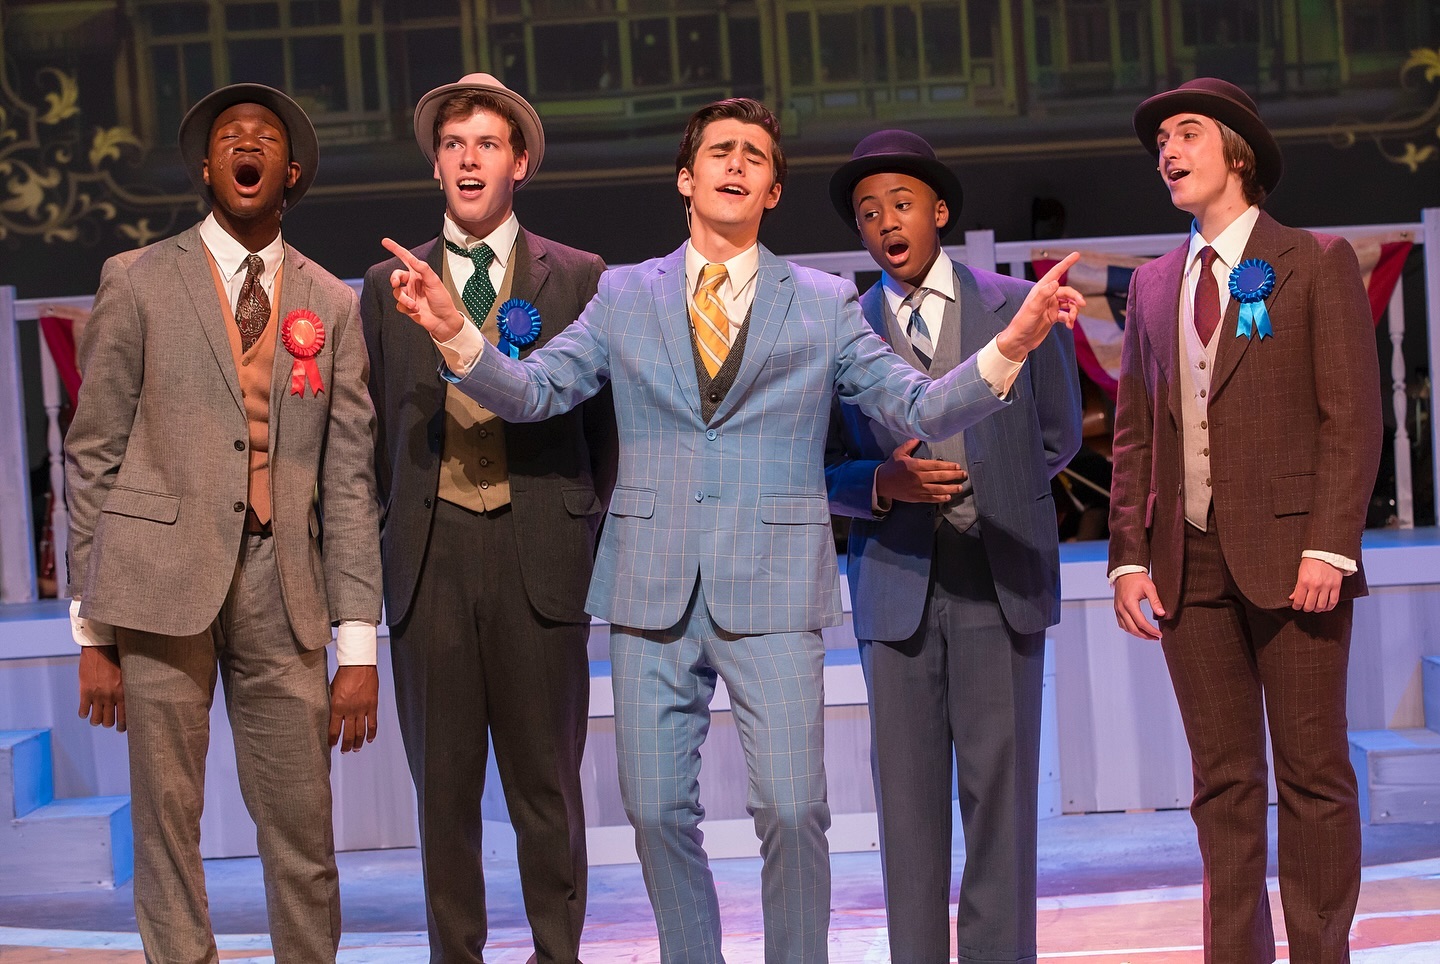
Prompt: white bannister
<box><xmin>2</xmin><ymin>210</ymin><xmax>1436</xmax><ymax>601</ymax></box>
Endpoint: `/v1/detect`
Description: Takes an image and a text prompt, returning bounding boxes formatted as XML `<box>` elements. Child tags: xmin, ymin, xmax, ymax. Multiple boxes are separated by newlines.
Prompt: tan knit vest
<box><xmin>205</xmin><ymin>249</ymin><xmax>280</xmax><ymax>524</ymax></box>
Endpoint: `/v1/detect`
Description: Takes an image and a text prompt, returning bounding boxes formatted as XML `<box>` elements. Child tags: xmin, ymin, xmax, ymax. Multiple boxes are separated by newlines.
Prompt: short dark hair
<box><xmin>432</xmin><ymin>90</ymin><xmax>526</xmax><ymax>159</ymax></box>
<box><xmin>675</xmin><ymin>98</ymin><xmax>786</xmax><ymax>187</ymax></box>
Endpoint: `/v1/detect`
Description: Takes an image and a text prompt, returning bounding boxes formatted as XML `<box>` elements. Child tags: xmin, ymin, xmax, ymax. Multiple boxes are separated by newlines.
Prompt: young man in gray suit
<box><xmin>67</xmin><ymin>84</ymin><xmax>383</xmax><ymax>963</ymax></box>
<box><xmin>380</xmin><ymin>98</ymin><xmax>1081</xmax><ymax>963</ymax></box>
<box><xmin>825</xmin><ymin>130</ymin><xmax>1082</xmax><ymax>964</ymax></box>
<box><xmin>360</xmin><ymin>74</ymin><xmax>614</xmax><ymax>964</ymax></box>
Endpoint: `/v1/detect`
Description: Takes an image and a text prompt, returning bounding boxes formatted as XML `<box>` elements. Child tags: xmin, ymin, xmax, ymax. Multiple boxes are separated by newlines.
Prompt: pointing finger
<box><xmin>1036</xmin><ymin>251</ymin><xmax>1080</xmax><ymax>287</ymax></box>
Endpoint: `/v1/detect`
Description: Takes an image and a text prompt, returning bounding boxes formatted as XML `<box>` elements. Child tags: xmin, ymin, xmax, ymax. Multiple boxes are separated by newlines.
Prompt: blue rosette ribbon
<box><xmin>1228</xmin><ymin>258</ymin><xmax>1275</xmax><ymax>340</ymax></box>
<box><xmin>494</xmin><ymin>298</ymin><xmax>542</xmax><ymax>359</ymax></box>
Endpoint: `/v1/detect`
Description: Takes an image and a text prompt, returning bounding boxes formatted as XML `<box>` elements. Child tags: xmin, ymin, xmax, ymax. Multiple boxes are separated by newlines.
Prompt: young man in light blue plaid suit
<box><xmin>380</xmin><ymin>98</ymin><xmax>1083</xmax><ymax>964</ymax></box>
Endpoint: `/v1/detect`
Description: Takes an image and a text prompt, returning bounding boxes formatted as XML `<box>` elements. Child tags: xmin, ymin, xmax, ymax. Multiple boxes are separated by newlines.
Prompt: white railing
<box><xmin>1</xmin><ymin>210</ymin><xmax>1436</xmax><ymax>603</ymax></box>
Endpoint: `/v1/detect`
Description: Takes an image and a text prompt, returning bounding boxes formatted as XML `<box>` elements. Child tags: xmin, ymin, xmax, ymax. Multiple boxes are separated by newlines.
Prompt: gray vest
<box><xmin>691</xmin><ymin>304</ymin><xmax>753</xmax><ymax>423</ymax></box>
<box><xmin>883</xmin><ymin>278</ymin><xmax>977</xmax><ymax>533</ymax></box>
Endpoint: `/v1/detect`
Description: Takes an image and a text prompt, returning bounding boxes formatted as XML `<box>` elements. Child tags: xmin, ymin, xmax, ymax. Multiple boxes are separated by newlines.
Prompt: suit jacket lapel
<box><xmin>713</xmin><ymin>247</ymin><xmax>792</xmax><ymax>423</ymax></box>
<box><xmin>959</xmin><ymin>264</ymin><xmax>1006</xmax><ymax>361</ymax></box>
<box><xmin>175</xmin><ymin>226</ymin><xmax>245</xmax><ymax>414</ymax></box>
<box><xmin>1210</xmin><ymin>210</ymin><xmax>1296</xmax><ymax>398</ymax></box>
<box><xmin>511</xmin><ymin>228</ymin><xmax>550</xmax><ymax>309</ymax></box>
<box><xmin>859</xmin><ymin>283</ymin><xmax>887</xmax><ymax>339</ymax></box>
<box><xmin>1147</xmin><ymin>244</ymin><xmax>1186</xmax><ymax>426</ymax></box>
<box><xmin>269</xmin><ymin>245</ymin><xmax>314</xmax><ymax>455</ymax></box>
<box><xmin>651</xmin><ymin>244</ymin><xmax>704</xmax><ymax>421</ymax></box>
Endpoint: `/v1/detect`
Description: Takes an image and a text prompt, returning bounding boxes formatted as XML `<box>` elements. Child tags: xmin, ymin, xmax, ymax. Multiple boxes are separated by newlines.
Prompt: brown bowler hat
<box><xmin>1133</xmin><ymin>77</ymin><xmax>1282</xmax><ymax>193</ymax></box>
<box><xmin>178</xmin><ymin>84</ymin><xmax>318</xmax><ymax>209</ymax></box>
<box><xmin>412</xmin><ymin>73</ymin><xmax>544</xmax><ymax>188</ymax></box>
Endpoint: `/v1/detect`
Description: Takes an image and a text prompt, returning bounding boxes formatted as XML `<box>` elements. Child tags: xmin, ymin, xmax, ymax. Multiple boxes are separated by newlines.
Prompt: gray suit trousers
<box><xmin>117</xmin><ymin>534</ymin><xmax>337</xmax><ymax>964</ymax></box>
<box><xmin>860</xmin><ymin>522</ymin><xmax>1044</xmax><ymax>964</ymax></box>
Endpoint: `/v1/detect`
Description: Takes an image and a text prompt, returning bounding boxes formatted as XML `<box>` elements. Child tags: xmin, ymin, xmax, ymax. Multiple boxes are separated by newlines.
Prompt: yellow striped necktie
<box><xmin>690</xmin><ymin>263</ymin><xmax>731</xmax><ymax>377</ymax></box>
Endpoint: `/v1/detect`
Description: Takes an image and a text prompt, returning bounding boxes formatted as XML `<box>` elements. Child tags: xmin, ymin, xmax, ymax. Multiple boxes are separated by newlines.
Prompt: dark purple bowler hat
<box><xmin>1133</xmin><ymin>77</ymin><xmax>1283</xmax><ymax>193</ymax></box>
<box><xmin>828</xmin><ymin>129</ymin><xmax>964</xmax><ymax>237</ymax></box>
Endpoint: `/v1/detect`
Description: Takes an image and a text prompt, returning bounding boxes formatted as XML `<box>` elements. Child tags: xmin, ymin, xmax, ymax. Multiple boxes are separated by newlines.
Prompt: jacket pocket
<box><xmin>760</xmin><ymin>493</ymin><xmax>830</xmax><ymax>525</ymax></box>
<box><xmin>1271</xmin><ymin>472</ymin><xmax>1315</xmax><ymax>517</ymax></box>
<box><xmin>1144</xmin><ymin>490</ymin><xmax>1157</xmax><ymax>529</ymax></box>
<box><xmin>101</xmin><ymin>486</ymin><xmax>180</xmax><ymax>524</ymax></box>
<box><xmin>309</xmin><ymin>506</ymin><xmax>321</xmax><ymax>538</ymax></box>
<box><xmin>608</xmin><ymin>485</ymin><xmax>656</xmax><ymax>519</ymax></box>
<box><xmin>563</xmin><ymin>486</ymin><xmax>603</xmax><ymax>516</ymax></box>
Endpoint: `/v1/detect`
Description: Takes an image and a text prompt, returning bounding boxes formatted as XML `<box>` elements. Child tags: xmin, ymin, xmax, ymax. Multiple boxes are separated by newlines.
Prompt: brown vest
<box><xmin>437</xmin><ymin>249</ymin><xmax>514</xmax><ymax>512</ymax></box>
<box><xmin>205</xmin><ymin>249</ymin><xmax>280</xmax><ymax>524</ymax></box>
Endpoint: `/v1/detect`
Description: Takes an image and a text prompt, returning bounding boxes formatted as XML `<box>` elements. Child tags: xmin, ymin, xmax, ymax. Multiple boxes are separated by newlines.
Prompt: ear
<box><xmin>202</xmin><ymin>158</ymin><xmax>211</xmax><ymax>187</ymax></box>
<box><xmin>285</xmin><ymin>161</ymin><xmax>301</xmax><ymax>190</ymax></box>
<box><xmin>512</xmin><ymin>149</ymin><xmax>529</xmax><ymax>185</ymax></box>
<box><xmin>677</xmin><ymin>165</ymin><xmax>694</xmax><ymax>200</ymax></box>
<box><xmin>934</xmin><ymin>198</ymin><xmax>950</xmax><ymax>231</ymax></box>
<box><xmin>433</xmin><ymin>160</ymin><xmax>442</xmax><ymax>183</ymax></box>
<box><xmin>763</xmin><ymin>178</ymin><xmax>781</xmax><ymax>210</ymax></box>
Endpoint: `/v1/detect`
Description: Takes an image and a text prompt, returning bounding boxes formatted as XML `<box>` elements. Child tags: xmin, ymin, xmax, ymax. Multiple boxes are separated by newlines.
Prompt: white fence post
<box><xmin>0</xmin><ymin>286</ymin><xmax>37</xmax><ymax>603</ymax></box>
<box><xmin>1387</xmin><ymin>278</ymin><xmax>1414</xmax><ymax>528</ymax></box>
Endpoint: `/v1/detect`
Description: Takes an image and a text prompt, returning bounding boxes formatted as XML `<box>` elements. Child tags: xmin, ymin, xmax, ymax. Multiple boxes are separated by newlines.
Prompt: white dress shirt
<box><xmin>435</xmin><ymin>213</ymin><xmax>521</xmax><ymax>372</ymax></box>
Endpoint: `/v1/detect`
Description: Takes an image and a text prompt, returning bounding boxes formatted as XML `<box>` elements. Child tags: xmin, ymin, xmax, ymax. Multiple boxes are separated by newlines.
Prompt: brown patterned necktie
<box><xmin>236</xmin><ymin>254</ymin><xmax>270</xmax><ymax>352</ymax></box>
<box><xmin>1193</xmin><ymin>246</ymin><xmax>1220</xmax><ymax>345</ymax></box>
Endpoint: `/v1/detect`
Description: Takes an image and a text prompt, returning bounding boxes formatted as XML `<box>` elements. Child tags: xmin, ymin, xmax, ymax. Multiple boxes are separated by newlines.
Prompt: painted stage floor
<box><xmin>2</xmin><ymin>809</ymin><xmax>1438</xmax><ymax>962</ymax></box>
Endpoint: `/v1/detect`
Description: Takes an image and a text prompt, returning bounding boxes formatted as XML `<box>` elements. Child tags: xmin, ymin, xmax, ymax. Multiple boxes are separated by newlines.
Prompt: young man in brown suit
<box><xmin>68</xmin><ymin>84</ymin><xmax>383</xmax><ymax>963</ymax></box>
<box><xmin>1109</xmin><ymin>78</ymin><xmax>1383</xmax><ymax>962</ymax></box>
<box><xmin>360</xmin><ymin>74</ymin><xmax>614</xmax><ymax>964</ymax></box>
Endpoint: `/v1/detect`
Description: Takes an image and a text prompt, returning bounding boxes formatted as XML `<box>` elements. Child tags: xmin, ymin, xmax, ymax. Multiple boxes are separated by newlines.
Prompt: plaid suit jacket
<box><xmin>454</xmin><ymin>243</ymin><xmax>1011</xmax><ymax>634</ymax></box>
<box><xmin>1108</xmin><ymin>210</ymin><xmax>1383</xmax><ymax>611</ymax></box>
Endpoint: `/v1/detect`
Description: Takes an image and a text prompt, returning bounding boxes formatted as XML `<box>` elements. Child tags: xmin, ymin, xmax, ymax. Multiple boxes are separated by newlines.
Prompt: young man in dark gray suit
<box><xmin>360</xmin><ymin>74</ymin><xmax>615</xmax><ymax>964</ymax></box>
<box><xmin>68</xmin><ymin>84</ymin><xmax>383</xmax><ymax>963</ymax></box>
<box><xmin>825</xmin><ymin>131</ymin><xmax>1082</xmax><ymax>964</ymax></box>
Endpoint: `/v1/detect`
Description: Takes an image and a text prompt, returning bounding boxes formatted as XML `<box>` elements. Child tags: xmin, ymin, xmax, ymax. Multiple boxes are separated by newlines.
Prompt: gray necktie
<box><xmin>901</xmin><ymin>287</ymin><xmax>934</xmax><ymax>368</ymax></box>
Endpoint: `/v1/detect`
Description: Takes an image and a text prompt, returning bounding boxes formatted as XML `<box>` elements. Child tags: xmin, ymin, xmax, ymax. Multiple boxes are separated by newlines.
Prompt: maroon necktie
<box><xmin>236</xmin><ymin>254</ymin><xmax>270</xmax><ymax>352</ymax></box>
<box><xmin>1193</xmin><ymin>246</ymin><xmax>1220</xmax><ymax>344</ymax></box>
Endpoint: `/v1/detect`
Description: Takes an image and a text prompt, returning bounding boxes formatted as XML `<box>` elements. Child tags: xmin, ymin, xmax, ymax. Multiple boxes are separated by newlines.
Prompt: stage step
<box><xmin>1349</xmin><ymin>727</ymin><xmax>1440</xmax><ymax>824</ymax></box>
<box><xmin>0</xmin><ymin>729</ymin><xmax>133</xmax><ymax>895</ymax></box>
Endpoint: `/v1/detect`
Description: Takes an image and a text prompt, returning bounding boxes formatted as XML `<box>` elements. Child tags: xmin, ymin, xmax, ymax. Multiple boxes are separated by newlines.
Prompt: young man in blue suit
<box><xmin>825</xmin><ymin>131</ymin><xmax>1082</xmax><ymax>964</ymax></box>
<box><xmin>380</xmin><ymin>98</ymin><xmax>1082</xmax><ymax>964</ymax></box>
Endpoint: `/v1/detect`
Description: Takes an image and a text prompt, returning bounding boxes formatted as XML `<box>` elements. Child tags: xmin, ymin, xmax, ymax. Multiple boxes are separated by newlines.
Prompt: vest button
<box><xmin>233</xmin><ymin>501</ymin><xmax>245</xmax><ymax>512</ymax></box>
<box><xmin>480</xmin><ymin>481</ymin><xmax>489</xmax><ymax>489</ymax></box>
<box><xmin>709</xmin><ymin>391</ymin><xmax>720</xmax><ymax>402</ymax></box>
<box><xmin>234</xmin><ymin>440</ymin><xmax>245</xmax><ymax>451</ymax></box>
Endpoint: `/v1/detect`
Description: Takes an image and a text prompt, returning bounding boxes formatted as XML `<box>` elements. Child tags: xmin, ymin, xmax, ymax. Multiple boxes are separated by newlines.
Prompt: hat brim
<box><xmin>1133</xmin><ymin>88</ymin><xmax>1282</xmax><ymax>194</ymax></box>
<box><xmin>829</xmin><ymin>154</ymin><xmax>963</xmax><ymax>237</ymax></box>
<box><xmin>178</xmin><ymin>84</ymin><xmax>318</xmax><ymax>210</ymax></box>
<box><xmin>412</xmin><ymin>79</ymin><xmax>545</xmax><ymax>189</ymax></box>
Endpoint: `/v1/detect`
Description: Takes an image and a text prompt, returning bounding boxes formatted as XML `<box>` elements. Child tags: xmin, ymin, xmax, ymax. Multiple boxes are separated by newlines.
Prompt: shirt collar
<box><xmin>1188</xmin><ymin>204</ymin><xmax>1260</xmax><ymax>272</ymax></box>
<box><xmin>880</xmin><ymin>251</ymin><xmax>956</xmax><ymax>307</ymax></box>
<box><xmin>443</xmin><ymin>212</ymin><xmax>519</xmax><ymax>271</ymax></box>
<box><xmin>684</xmin><ymin>241</ymin><xmax>760</xmax><ymax>297</ymax></box>
<box><xmin>198</xmin><ymin>213</ymin><xmax>284</xmax><ymax>282</ymax></box>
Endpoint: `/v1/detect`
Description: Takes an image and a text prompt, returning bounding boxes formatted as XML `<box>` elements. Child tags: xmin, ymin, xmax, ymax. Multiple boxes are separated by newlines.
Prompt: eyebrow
<box><xmin>1157</xmin><ymin>117</ymin><xmax>1204</xmax><ymax>141</ymax></box>
<box><xmin>856</xmin><ymin>185</ymin><xmax>917</xmax><ymax>206</ymax></box>
<box><xmin>708</xmin><ymin>138</ymin><xmax>770</xmax><ymax>161</ymax></box>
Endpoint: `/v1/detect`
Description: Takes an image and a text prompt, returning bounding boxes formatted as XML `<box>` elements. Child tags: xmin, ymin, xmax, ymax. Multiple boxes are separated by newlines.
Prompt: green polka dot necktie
<box><xmin>444</xmin><ymin>239</ymin><xmax>497</xmax><ymax>329</ymax></box>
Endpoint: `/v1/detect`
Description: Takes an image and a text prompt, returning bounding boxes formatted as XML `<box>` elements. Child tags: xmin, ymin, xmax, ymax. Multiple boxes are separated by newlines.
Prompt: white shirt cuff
<box><xmin>436</xmin><ymin>323</ymin><xmax>484</xmax><ymax>377</ymax></box>
<box><xmin>1301</xmin><ymin>549</ymin><xmax>1358</xmax><ymax>575</ymax></box>
<box><xmin>335</xmin><ymin>621</ymin><xmax>378</xmax><ymax>666</ymax></box>
<box><xmin>69</xmin><ymin>598</ymin><xmax>115</xmax><ymax>647</ymax></box>
<box><xmin>979</xmin><ymin>337</ymin><xmax>1025</xmax><ymax>398</ymax></box>
<box><xmin>1107</xmin><ymin>564</ymin><xmax>1149</xmax><ymax>586</ymax></box>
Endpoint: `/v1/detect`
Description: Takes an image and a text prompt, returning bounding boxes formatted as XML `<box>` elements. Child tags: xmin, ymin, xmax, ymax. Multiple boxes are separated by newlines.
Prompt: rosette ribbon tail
<box><xmin>1236</xmin><ymin>301</ymin><xmax>1274</xmax><ymax>340</ymax></box>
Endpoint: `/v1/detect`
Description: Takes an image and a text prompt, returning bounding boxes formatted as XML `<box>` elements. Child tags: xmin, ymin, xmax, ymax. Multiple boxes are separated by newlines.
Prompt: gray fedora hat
<box><xmin>178</xmin><ymin>83</ymin><xmax>318</xmax><ymax>208</ymax></box>
<box><xmin>412</xmin><ymin>73</ymin><xmax>544</xmax><ymax>188</ymax></box>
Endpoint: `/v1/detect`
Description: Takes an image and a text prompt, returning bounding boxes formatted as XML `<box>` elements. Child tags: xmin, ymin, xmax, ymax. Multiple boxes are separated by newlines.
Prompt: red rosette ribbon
<box><xmin>281</xmin><ymin>309</ymin><xmax>326</xmax><ymax>397</ymax></box>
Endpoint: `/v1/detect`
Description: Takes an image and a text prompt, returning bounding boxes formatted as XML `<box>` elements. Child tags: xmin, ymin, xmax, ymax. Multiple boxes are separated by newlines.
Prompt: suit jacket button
<box><xmin>706</xmin><ymin>429</ymin><xmax>717</xmax><ymax>441</ymax></box>
<box><xmin>424</xmin><ymin>497</ymin><xmax>433</xmax><ymax>508</ymax></box>
<box><xmin>233</xmin><ymin>501</ymin><xmax>245</xmax><ymax>512</ymax></box>
<box><xmin>234</xmin><ymin>440</ymin><xmax>245</xmax><ymax>451</ymax></box>
<box><xmin>694</xmin><ymin>490</ymin><xmax>704</xmax><ymax>503</ymax></box>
